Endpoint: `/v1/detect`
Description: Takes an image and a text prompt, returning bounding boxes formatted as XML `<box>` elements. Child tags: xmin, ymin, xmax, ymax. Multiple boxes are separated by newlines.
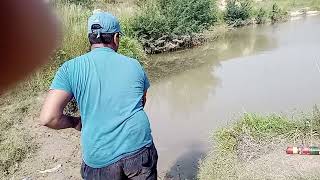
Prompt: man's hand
<box><xmin>40</xmin><ymin>90</ymin><xmax>81</xmax><ymax>131</ymax></box>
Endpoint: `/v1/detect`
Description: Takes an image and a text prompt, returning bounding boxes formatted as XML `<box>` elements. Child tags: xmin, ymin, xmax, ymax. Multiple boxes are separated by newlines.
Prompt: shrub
<box><xmin>160</xmin><ymin>0</ymin><xmax>217</xmax><ymax>35</ymax></box>
<box><xmin>132</xmin><ymin>2</ymin><xmax>169</xmax><ymax>40</ymax></box>
<box><xmin>224</xmin><ymin>0</ymin><xmax>253</xmax><ymax>26</ymax></box>
<box><xmin>255</xmin><ymin>8</ymin><xmax>268</xmax><ymax>24</ymax></box>
<box><xmin>132</xmin><ymin>0</ymin><xmax>217</xmax><ymax>40</ymax></box>
<box><xmin>118</xmin><ymin>36</ymin><xmax>146</xmax><ymax>64</ymax></box>
<box><xmin>270</xmin><ymin>3</ymin><xmax>288</xmax><ymax>23</ymax></box>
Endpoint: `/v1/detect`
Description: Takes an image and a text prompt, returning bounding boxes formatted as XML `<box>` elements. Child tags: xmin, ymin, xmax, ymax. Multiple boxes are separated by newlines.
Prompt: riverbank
<box><xmin>198</xmin><ymin>109</ymin><xmax>320</xmax><ymax>179</ymax></box>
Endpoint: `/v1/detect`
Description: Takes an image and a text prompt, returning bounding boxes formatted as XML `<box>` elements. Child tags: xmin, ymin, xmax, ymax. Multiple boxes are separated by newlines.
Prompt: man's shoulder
<box><xmin>115</xmin><ymin>53</ymin><xmax>143</xmax><ymax>69</ymax></box>
<box><xmin>115</xmin><ymin>53</ymin><xmax>140</xmax><ymax>63</ymax></box>
<box><xmin>73</xmin><ymin>52</ymin><xmax>91</xmax><ymax>62</ymax></box>
<box><xmin>62</xmin><ymin>53</ymin><xmax>90</xmax><ymax>67</ymax></box>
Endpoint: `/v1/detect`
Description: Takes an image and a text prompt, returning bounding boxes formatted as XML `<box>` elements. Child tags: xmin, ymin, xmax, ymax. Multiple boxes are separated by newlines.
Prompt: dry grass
<box><xmin>0</xmin><ymin>91</ymin><xmax>39</xmax><ymax>178</ymax></box>
<box><xmin>94</xmin><ymin>0</ymin><xmax>138</xmax><ymax>18</ymax></box>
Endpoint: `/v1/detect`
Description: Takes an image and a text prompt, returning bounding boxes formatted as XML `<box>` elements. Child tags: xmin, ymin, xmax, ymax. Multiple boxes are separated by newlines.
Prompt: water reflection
<box><xmin>147</xmin><ymin>25</ymin><xmax>276</xmax><ymax>83</ymax></box>
<box><xmin>148</xmin><ymin>25</ymin><xmax>278</xmax><ymax>113</ymax></box>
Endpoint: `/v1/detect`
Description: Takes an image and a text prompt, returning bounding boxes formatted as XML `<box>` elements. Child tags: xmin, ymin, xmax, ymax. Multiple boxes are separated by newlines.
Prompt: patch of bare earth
<box><xmin>237</xmin><ymin>133</ymin><xmax>320</xmax><ymax>179</ymax></box>
<box><xmin>241</xmin><ymin>148</ymin><xmax>320</xmax><ymax>180</ymax></box>
<box><xmin>11</xmin><ymin>94</ymin><xmax>82</xmax><ymax>180</ymax></box>
<box><xmin>216</xmin><ymin>137</ymin><xmax>320</xmax><ymax>180</ymax></box>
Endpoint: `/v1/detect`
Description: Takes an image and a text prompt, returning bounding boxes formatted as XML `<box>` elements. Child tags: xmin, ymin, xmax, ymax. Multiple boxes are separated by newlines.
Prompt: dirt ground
<box><xmin>10</xmin><ymin>94</ymin><xmax>82</xmax><ymax>180</ymax></box>
<box><xmin>241</xmin><ymin>149</ymin><xmax>320</xmax><ymax>180</ymax></box>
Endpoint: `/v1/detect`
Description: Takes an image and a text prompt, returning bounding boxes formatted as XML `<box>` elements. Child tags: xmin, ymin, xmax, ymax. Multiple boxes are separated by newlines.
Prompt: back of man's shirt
<box><xmin>50</xmin><ymin>47</ymin><xmax>152</xmax><ymax>168</ymax></box>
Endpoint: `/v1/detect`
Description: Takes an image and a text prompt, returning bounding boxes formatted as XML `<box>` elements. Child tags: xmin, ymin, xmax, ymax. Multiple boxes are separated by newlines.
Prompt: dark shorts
<box><xmin>81</xmin><ymin>144</ymin><xmax>158</xmax><ymax>180</ymax></box>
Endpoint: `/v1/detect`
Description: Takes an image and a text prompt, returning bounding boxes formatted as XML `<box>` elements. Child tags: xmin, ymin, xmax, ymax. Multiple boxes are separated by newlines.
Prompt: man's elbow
<box><xmin>39</xmin><ymin>113</ymin><xmax>56</xmax><ymax>127</ymax></box>
<box><xmin>39</xmin><ymin>115</ymin><xmax>51</xmax><ymax>126</ymax></box>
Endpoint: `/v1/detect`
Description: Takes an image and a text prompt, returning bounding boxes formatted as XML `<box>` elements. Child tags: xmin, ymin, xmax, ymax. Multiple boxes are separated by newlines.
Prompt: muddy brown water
<box><xmin>145</xmin><ymin>16</ymin><xmax>320</xmax><ymax>179</ymax></box>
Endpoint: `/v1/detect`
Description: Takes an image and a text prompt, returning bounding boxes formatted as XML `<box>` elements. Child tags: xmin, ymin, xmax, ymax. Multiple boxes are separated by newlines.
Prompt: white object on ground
<box><xmin>38</xmin><ymin>164</ymin><xmax>62</xmax><ymax>174</ymax></box>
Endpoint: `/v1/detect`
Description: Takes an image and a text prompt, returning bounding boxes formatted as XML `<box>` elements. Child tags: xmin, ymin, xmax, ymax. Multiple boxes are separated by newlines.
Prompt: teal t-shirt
<box><xmin>50</xmin><ymin>47</ymin><xmax>153</xmax><ymax>168</ymax></box>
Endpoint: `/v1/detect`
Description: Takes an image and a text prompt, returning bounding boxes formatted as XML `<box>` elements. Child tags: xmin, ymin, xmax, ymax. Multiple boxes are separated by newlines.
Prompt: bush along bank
<box><xmin>224</xmin><ymin>0</ymin><xmax>289</xmax><ymax>26</ymax></box>
<box><xmin>131</xmin><ymin>0</ymin><xmax>218</xmax><ymax>54</ymax></box>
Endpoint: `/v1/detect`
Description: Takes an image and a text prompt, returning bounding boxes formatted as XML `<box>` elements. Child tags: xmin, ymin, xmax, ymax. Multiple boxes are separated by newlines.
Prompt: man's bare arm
<box><xmin>40</xmin><ymin>90</ymin><xmax>81</xmax><ymax>131</ymax></box>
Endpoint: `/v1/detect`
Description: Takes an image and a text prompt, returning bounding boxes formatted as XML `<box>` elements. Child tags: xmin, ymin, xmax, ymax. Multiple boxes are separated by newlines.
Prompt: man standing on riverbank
<box><xmin>40</xmin><ymin>11</ymin><xmax>157</xmax><ymax>180</ymax></box>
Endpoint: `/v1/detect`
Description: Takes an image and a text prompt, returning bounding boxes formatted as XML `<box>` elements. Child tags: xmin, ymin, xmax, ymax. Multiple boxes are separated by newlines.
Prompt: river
<box><xmin>145</xmin><ymin>16</ymin><xmax>320</xmax><ymax>179</ymax></box>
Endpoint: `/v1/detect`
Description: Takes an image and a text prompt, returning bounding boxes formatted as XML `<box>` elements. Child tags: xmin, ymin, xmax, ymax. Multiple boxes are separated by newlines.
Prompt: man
<box><xmin>40</xmin><ymin>11</ymin><xmax>157</xmax><ymax>180</ymax></box>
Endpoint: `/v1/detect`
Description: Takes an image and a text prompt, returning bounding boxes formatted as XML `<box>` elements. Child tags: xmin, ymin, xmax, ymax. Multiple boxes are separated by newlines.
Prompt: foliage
<box><xmin>255</xmin><ymin>8</ymin><xmax>268</xmax><ymax>24</ymax></box>
<box><xmin>118</xmin><ymin>36</ymin><xmax>146</xmax><ymax>64</ymax></box>
<box><xmin>160</xmin><ymin>0</ymin><xmax>217</xmax><ymax>35</ymax></box>
<box><xmin>270</xmin><ymin>3</ymin><xmax>288</xmax><ymax>23</ymax></box>
<box><xmin>224</xmin><ymin>0</ymin><xmax>253</xmax><ymax>26</ymax></box>
<box><xmin>132</xmin><ymin>0</ymin><xmax>218</xmax><ymax>40</ymax></box>
<box><xmin>135</xmin><ymin>0</ymin><xmax>148</xmax><ymax>7</ymax></box>
<box><xmin>132</xmin><ymin>2</ymin><xmax>169</xmax><ymax>40</ymax></box>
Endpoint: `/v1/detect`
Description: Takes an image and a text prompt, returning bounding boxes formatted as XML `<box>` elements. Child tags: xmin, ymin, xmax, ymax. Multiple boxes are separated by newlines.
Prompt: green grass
<box><xmin>214</xmin><ymin>113</ymin><xmax>301</xmax><ymax>155</ymax></box>
<box><xmin>198</xmin><ymin>107</ymin><xmax>320</xmax><ymax>180</ymax></box>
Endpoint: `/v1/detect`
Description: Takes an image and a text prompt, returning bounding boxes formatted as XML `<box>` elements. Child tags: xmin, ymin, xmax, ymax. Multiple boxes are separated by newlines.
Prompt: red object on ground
<box><xmin>286</xmin><ymin>147</ymin><xmax>300</xmax><ymax>154</ymax></box>
<box><xmin>301</xmin><ymin>147</ymin><xmax>311</xmax><ymax>155</ymax></box>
